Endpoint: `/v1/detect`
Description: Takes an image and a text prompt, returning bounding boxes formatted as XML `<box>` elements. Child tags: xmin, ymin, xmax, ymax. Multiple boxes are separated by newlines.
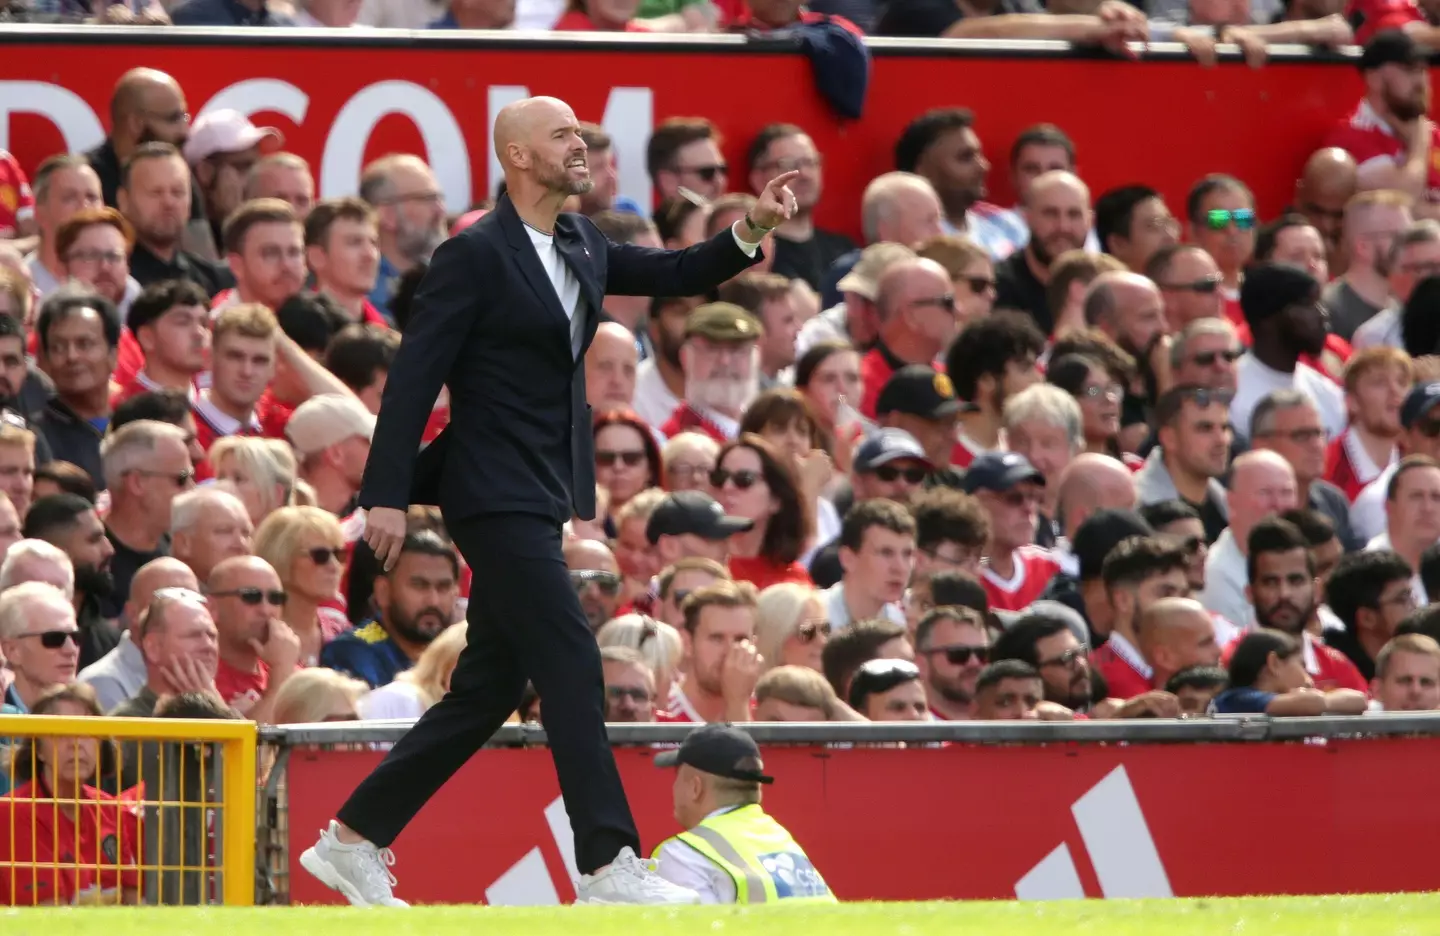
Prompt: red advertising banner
<box><xmin>284</xmin><ymin>738</ymin><xmax>1440</xmax><ymax>904</ymax></box>
<box><xmin>0</xmin><ymin>32</ymin><xmax>1369</xmax><ymax>241</ymax></box>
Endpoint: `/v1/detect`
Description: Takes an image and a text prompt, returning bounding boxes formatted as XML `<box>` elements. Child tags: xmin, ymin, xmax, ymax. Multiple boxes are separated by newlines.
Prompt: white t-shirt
<box><xmin>524</xmin><ymin>223</ymin><xmax>585</xmax><ymax>360</ymax></box>
<box><xmin>358</xmin><ymin>681</ymin><xmax>428</xmax><ymax>721</ymax></box>
<box><xmin>1351</xmin><ymin>462</ymin><xmax>1398</xmax><ymax>544</ymax></box>
<box><xmin>1230</xmin><ymin>353</ymin><xmax>1346</xmax><ymax>442</ymax></box>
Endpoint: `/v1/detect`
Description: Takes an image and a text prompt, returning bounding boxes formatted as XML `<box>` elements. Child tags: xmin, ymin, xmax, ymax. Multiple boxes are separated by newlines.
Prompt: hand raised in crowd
<box><xmin>251</xmin><ymin>617</ymin><xmax>303</xmax><ymax>674</ymax></box>
<box><xmin>721</xmin><ymin>640</ymin><xmax>764</xmax><ymax>722</ymax></box>
<box><xmin>164</xmin><ymin>655</ymin><xmax>217</xmax><ymax>696</ymax></box>
<box><xmin>747</xmin><ymin>170</ymin><xmax>802</xmax><ymax>233</ymax></box>
<box><xmin>1111</xmin><ymin>690</ymin><xmax>1183</xmax><ymax>720</ymax></box>
<box><xmin>364</xmin><ymin>506</ymin><xmax>409</xmax><ymax>571</ymax></box>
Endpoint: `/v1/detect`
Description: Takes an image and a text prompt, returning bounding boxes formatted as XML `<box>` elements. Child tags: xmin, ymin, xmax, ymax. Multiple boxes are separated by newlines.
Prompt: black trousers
<box><xmin>335</xmin><ymin>512</ymin><xmax>640</xmax><ymax>873</ymax></box>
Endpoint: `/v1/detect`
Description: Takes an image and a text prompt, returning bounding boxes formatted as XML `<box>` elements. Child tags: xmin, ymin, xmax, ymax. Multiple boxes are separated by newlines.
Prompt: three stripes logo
<box><xmin>484</xmin><ymin>796</ymin><xmax>579</xmax><ymax>905</ymax></box>
<box><xmin>1014</xmin><ymin>766</ymin><xmax>1173</xmax><ymax>900</ymax></box>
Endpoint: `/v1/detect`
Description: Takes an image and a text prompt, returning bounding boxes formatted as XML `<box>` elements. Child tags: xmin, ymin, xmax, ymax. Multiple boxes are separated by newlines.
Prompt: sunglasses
<box><xmin>996</xmin><ymin>489</ymin><xmax>1043</xmax><ymax>510</ymax></box>
<box><xmin>872</xmin><ymin>464</ymin><xmax>927</xmax><ymax>484</ymax></box>
<box><xmin>911</xmin><ymin>294</ymin><xmax>956</xmax><ymax>310</ymax></box>
<box><xmin>210</xmin><ymin>587</ymin><xmax>287</xmax><ymax>607</ymax></box>
<box><xmin>962</xmin><ymin>275</ymin><xmax>997</xmax><ymax>294</ymax></box>
<box><xmin>607</xmin><ymin>686</ymin><xmax>653</xmax><ymax>703</ymax></box>
<box><xmin>927</xmin><ymin>644</ymin><xmax>989</xmax><ymax>666</ymax></box>
<box><xmin>1205</xmin><ymin>208</ymin><xmax>1256</xmax><ymax>231</ymax></box>
<box><xmin>1177</xmin><ymin>386</ymin><xmax>1235</xmax><ymax>409</ymax></box>
<box><xmin>1161</xmin><ymin>274</ymin><xmax>1222</xmax><ymax>294</ymax></box>
<box><xmin>682</xmin><ymin>164</ymin><xmax>728</xmax><ymax>182</ymax></box>
<box><xmin>668</xmin><ymin>463</ymin><xmax>713</xmax><ymax>482</ymax></box>
<box><xmin>572</xmin><ymin>569</ymin><xmax>622</xmax><ymax>596</ymax></box>
<box><xmin>133</xmin><ymin>468</ymin><xmax>196</xmax><ymax>487</ymax></box>
<box><xmin>597</xmin><ymin>450</ymin><xmax>647</xmax><ymax>468</ymax></box>
<box><xmin>710</xmin><ymin>468</ymin><xmax>760</xmax><ymax>490</ymax></box>
<box><xmin>22</xmin><ymin>630</ymin><xmax>80</xmax><ymax>650</ymax></box>
<box><xmin>1038</xmin><ymin>646</ymin><xmax>1087</xmax><ymax>669</ymax></box>
<box><xmin>796</xmin><ymin>620</ymin><xmax>831</xmax><ymax>643</ymax></box>
<box><xmin>306</xmin><ymin>547</ymin><xmax>346</xmax><ymax>565</ymax></box>
<box><xmin>1190</xmin><ymin>348</ymin><xmax>1244</xmax><ymax>367</ymax></box>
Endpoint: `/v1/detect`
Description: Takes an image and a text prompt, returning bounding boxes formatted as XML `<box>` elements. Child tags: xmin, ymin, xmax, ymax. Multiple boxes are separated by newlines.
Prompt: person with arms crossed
<box><xmin>299</xmin><ymin>95</ymin><xmax>800</xmax><ymax>907</ymax></box>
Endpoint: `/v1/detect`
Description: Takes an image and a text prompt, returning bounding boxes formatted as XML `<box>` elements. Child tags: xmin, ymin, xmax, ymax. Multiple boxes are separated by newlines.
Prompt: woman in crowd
<box><xmin>1047</xmin><ymin>352</ymin><xmax>1136</xmax><ymax>466</ymax></box>
<box><xmin>253</xmin><ymin>506</ymin><xmax>351</xmax><ymax>666</ymax></box>
<box><xmin>662</xmin><ymin>431</ymin><xmax>719</xmax><ymax>492</ymax></box>
<box><xmin>359</xmin><ymin>622</ymin><xmax>469</xmax><ymax>720</ymax></box>
<box><xmin>711</xmin><ymin>434</ymin><xmax>812</xmax><ymax>589</ymax></box>
<box><xmin>794</xmin><ymin>339</ymin><xmax>865</xmax><ymax>469</ymax></box>
<box><xmin>596</xmin><ymin>613</ymin><xmax>683</xmax><ymax>711</ymax></box>
<box><xmin>271</xmin><ymin>668</ymin><xmax>368</xmax><ymax>724</ymax></box>
<box><xmin>210</xmin><ymin>436</ymin><xmax>299</xmax><ymax>527</ymax></box>
<box><xmin>741</xmin><ymin>388</ymin><xmax>842</xmax><ymax>558</ymax></box>
<box><xmin>593</xmin><ymin>409</ymin><xmax>662</xmax><ymax>532</ymax></box>
<box><xmin>755</xmin><ymin>582</ymin><xmax>830</xmax><ymax>674</ymax></box>
<box><xmin>1210</xmin><ymin>630</ymin><xmax>1368</xmax><ymax>715</ymax></box>
<box><xmin>1</xmin><ymin>684</ymin><xmax>140</xmax><ymax>906</ymax></box>
<box><xmin>916</xmin><ymin>234</ymin><xmax>997</xmax><ymax>329</ymax></box>
<box><xmin>611</xmin><ymin>487</ymin><xmax>665</xmax><ymax>611</ymax></box>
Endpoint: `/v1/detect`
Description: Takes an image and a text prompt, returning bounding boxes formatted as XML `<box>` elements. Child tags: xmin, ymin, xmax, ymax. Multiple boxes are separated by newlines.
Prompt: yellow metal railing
<box><xmin>0</xmin><ymin>715</ymin><xmax>257</xmax><ymax>907</ymax></box>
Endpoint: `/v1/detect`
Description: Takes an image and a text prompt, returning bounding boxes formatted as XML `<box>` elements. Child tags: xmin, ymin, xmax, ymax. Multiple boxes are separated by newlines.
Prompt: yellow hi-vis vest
<box><xmin>653</xmin><ymin>804</ymin><xmax>837</xmax><ymax>904</ymax></box>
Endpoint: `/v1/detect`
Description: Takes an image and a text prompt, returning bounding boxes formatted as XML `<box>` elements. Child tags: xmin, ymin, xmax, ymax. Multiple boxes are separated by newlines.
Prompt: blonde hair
<box><xmin>271</xmin><ymin>668</ymin><xmax>367</xmax><ymax>724</ymax></box>
<box><xmin>596</xmin><ymin>614</ymin><xmax>682</xmax><ymax>681</ymax></box>
<box><xmin>615</xmin><ymin>486</ymin><xmax>666</xmax><ymax>529</ymax></box>
<box><xmin>755</xmin><ymin>665</ymin><xmax>839</xmax><ymax>717</ymax></box>
<box><xmin>393</xmin><ymin>622</ymin><xmax>468</xmax><ymax>709</ymax></box>
<box><xmin>210</xmin><ymin>436</ymin><xmax>297</xmax><ymax>518</ymax></box>
<box><xmin>253</xmin><ymin>505</ymin><xmax>344</xmax><ymax>587</ymax></box>
<box><xmin>755</xmin><ymin>582</ymin><xmax>819</xmax><ymax>673</ymax></box>
<box><xmin>662</xmin><ymin>431</ymin><xmax>719</xmax><ymax>469</ymax></box>
<box><xmin>0</xmin><ymin>423</ymin><xmax>35</xmax><ymax>456</ymax></box>
<box><xmin>212</xmin><ymin>302</ymin><xmax>278</xmax><ymax>348</ymax></box>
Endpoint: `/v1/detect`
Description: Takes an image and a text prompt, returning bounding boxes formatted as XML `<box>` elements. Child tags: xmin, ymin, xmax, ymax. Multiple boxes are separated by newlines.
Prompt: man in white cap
<box><xmin>183</xmin><ymin>110</ymin><xmax>283</xmax><ymax>250</ymax></box>
<box><xmin>286</xmin><ymin>393</ymin><xmax>376</xmax><ymax>516</ymax></box>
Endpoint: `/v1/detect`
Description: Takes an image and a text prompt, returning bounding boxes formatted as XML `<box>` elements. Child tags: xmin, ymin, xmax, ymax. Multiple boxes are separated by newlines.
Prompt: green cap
<box><xmin>684</xmin><ymin>302</ymin><xmax>765</xmax><ymax>342</ymax></box>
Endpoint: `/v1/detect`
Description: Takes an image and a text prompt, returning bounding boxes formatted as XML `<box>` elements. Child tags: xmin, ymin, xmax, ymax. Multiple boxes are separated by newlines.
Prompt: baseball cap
<box><xmin>876</xmin><ymin>364</ymin><xmax>965</xmax><ymax>420</ymax></box>
<box><xmin>645</xmin><ymin>490</ymin><xmax>754</xmax><ymax>545</ymax></box>
<box><xmin>285</xmin><ymin>393</ymin><xmax>377</xmax><ymax>457</ymax></box>
<box><xmin>1072</xmin><ymin>509</ymin><xmax>1155</xmax><ymax>582</ymax></box>
<box><xmin>853</xmin><ymin>428</ymin><xmax>933</xmax><ymax>473</ymax></box>
<box><xmin>654</xmin><ymin>723</ymin><xmax>775</xmax><ymax>783</ymax></box>
<box><xmin>1402</xmin><ymin>382</ymin><xmax>1440</xmax><ymax>429</ymax></box>
<box><xmin>182</xmin><ymin>109</ymin><xmax>283</xmax><ymax>165</ymax></box>
<box><xmin>836</xmin><ymin>243</ymin><xmax>918</xmax><ymax>301</ymax></box>
<box><xmin>961</xmin><ymin>451</ymin><xmax>1044</xmax><ymax>495</ymax></box>
<box><xmin>684</xmin><ymin>302</ymin><xmax>764</xmax><ymax>342</ymax></box>
<box><xmin>1360</xmin><ymin>29</ymin><xmax>1427</xmax><ymax>71</ymax></box>
<box><xmin>1239</xmin><ymin>262</ymin><xmax>1320</xmax><ymax>328</ymax></box>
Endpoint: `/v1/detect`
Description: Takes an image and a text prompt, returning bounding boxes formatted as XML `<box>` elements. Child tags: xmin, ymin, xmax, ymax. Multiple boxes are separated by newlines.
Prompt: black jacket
<box><xmin>32</xmin><ymin>396</ymin><xmax>104</xmax><ymax>487</ymax></box>
<box><xmin>359</xmin><ymin>194</ymin><xmax>760</xmax><ymax>524</ymax></box>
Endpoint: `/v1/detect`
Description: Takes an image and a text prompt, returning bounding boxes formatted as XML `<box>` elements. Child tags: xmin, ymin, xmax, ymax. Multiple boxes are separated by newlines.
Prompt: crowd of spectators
<box><xmin>3</xmin><ymin>19</ymin><xmax>1440</xmax><ymax>902</ymax></box>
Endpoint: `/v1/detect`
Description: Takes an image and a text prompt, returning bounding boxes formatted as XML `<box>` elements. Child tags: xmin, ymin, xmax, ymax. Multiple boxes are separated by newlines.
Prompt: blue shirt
<box><xmin>368</xmin><ymin>254</ymin><xmax>401</xmax><ymax>323</ymax></box>
<box><xmin>1209</xmin><ymin>686</ymin><xmax>1276</xmax><ymax>715</ymax></box>
<box><xmin>320</xmin><ymin>620</ymin><xmax>413</xmax><ymax>689</ymax></box>
<box><xmin>171</xmin><ymin>0</ymin><xmax>294</xmax><ymax>24</ymax></box>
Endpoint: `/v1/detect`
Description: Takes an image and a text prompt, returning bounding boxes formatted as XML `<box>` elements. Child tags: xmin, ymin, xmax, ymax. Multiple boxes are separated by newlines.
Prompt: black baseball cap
<box><xmin>1073</xmin><ymin>509</ymin><xmax>1155</xmax><ymax>582</ymax></box>
<box><xmin>1402</xmin><ymin>382</ymin><xmax>1440</xmax><ymax>429</ymax></box>
<box><xmin>961</xmin><ymin>451</ymin><xmax>1044</xmax><ymax>494</ymax></box>
<box><xmin>876</xmin><ymin>364</ymin><xmax>967</xmax><ymax>420</ymax></box>
<box><xmin>1360</xmin><ymin>30</ymin><xmax>1428</xmax><ymax>72</ymax></box>
<box><xmin>645</xmin><ymin>490</ymin><xmax>753</xmax><ymax>545</ymax></box>
<box><xmin>654</xmin><ymin>723</ymin><xmax>775</xmax><ymax>784</ymax></box>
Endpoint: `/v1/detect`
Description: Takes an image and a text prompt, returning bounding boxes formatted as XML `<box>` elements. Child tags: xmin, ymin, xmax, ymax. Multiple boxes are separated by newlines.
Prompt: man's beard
<box><xmin>1387</xmin><ymin>88</ymin><xmax>1428</xmax><ymax>123</ymax></box>
<box><xmin>75</xmin><ymin>562</ymin><xmax>114</xmax><ymax>600</ymax></box>
<box><xmin>686</xmin><ymin>373</ymin><xmax>758</xmax><ymax>418</ymax></box>
<box><xmin>388</xmin><ymin>605</ymin><xmax>448</xmax><ymax>645</ymax></box>
<box><xmin>1029</xmin><ymin>233</ymin><xmax>1082</xmax><ymax>269</ymax></box>
<box><xmin>932</xmin><ymin>673</ymin><xmax>973</xmax><ymax>706</ymax></box>
<box><xmin>1257</xmin><ymin>600</ymin><xmax>1312</xmax><ymax>636</ymax></box>
<box><xmin>396</xmin><ymin>219</ymin><xmax>444</xmax><ymax>266</ymax></box>
<box><xmin>538</xmin><ymin>154</ymin><xmax>594</xmax><ymax>197</ymax></box>
<box><xmin>658</xmin><ymin>329</ymin><xmax>684</xmax><ymax>369</ymax></box>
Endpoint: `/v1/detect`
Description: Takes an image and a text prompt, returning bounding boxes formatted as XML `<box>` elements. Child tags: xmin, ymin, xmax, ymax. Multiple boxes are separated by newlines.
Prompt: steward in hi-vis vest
<box><xmin>652</xmin><ymin>723</ymin><xmax>835</xmax><ymax>904</ymax></box>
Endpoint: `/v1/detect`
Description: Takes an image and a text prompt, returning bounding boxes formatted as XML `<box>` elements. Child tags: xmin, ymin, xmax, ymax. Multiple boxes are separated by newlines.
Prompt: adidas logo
<box><xmin>1015</xmin><ymin>766</ymin><xmax>1173</xmax><ymax>900</ymax></box>
<box><xmin>485</xmin><ymin>796</ymin><xmax>577</xmax><ymax>905</ymax></box>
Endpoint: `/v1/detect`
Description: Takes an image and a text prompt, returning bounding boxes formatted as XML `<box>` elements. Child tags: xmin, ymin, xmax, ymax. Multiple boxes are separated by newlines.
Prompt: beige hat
<box><xmin>286</xmin><ymin>394</ymin><xmax>376</xmax><ymax>456</ymax></box>
<box><xmin>836</xmin><ymin>242</ymin><xmax>918</xmax><ymax>301</ymax></box>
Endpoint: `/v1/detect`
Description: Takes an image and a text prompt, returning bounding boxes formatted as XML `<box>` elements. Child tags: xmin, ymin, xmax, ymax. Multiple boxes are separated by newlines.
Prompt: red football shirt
<box><xmin>1221</xmin><ymin>631</ymin><xmax>1368</xmax><ymax>693</ymax></box>
<box><xmin>214</xmin><ymin>657</ymin><xmax>269</xmax><ymax>717</ymax></box>
<box><xmin>1090</xmin><ymin>634</ymin><xmax>1154</xmax><ymax>701</ymax></box>
<box><xmin>0</xmin><ymin>781</ymin><xmax>142</xmax><ymax>906</ymax></box>
<box><xmin>1346</xmin><ymin>0</ymin><xmax>1424</xmax><ymax>44</ymax></box>
<box><xmin>1324</xmin><ymin>428</ymin><xmax>1395</xmax><ymax>504</ymax></box>
<box><xmin>980</xmin><ymin>545</ymin><xmax>1062</xmax><ymax>613</ymax></box>
<box><xmin>0</xmin><ymin>150</ymin><xmax>34</xmax><ymax>238</ymax></box>
<box><xmin>1325</xmin><ymin>98</ymin><xmax>1440</xmax><ymax>205</ymax></box>
<box><xmin>728</xmin><ymin>554</ymin><xmax>811</xmax><ymax>591</ymax></box>
<box><xmin>858</xmin><ymin>347</ymin><xmax>897</xmax><ymax>420</ymax></box>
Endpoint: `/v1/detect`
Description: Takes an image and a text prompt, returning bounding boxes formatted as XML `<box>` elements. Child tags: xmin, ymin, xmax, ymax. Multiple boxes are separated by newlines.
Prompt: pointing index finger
<box><xmin>770</xmin><ymin>170</ymin><xmax>802</xmax><ymax>188</ymax></box>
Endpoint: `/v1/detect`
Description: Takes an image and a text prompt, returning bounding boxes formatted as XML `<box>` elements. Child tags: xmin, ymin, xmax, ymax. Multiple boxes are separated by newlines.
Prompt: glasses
<box><xmin>1038</xmin><ymin>646</ymin><xmax>1087</xmax><ymax>670</ymax></box>
<box><xmin>1205</xmin><ymin>208</ymin><xmax>1256</xmax><ymax>231</ymax></box>
<box><xmin>1080</xmin><ymin>384</ymin><xmax>1123</xmax><ymax>402</ymax></box>
<box><xmin>20</xmin><ymin>629</ymin><xmax>80</xmax><ymax>650</ymax></box>
<box><xmin>668</xmin><ymin>462</ymin><xmax>713</xmax><ymax>482</ymax></box>
<box><xmin>679</xmin><ymin>164</ymin><xmax>728</xmax><ymax>182</ymax></box>
<box><xmin>1190</xmin><ymin>348</ymin><xmax>1244</xmax><ymax>368</ymax></box>
<box><xmin>306</xmin><ymin>547</ymin><xmax>346</xmax><ymax>565</ymax></box>
<box><xmin>210</xmin><ymin>587</ymin><xmax>287</xmax><ymax>607</ymax></box>
<box><xmin>1261</xmin><ymin>427</ymin><xmax>1325</xmax><ymax>445</ymax></box>
<box><xmin>925</xmin><ymin>644</ymin><xmax>989</xmax><ymax>666</ymax></box>
<box><xmin>607</xmin><ymin>686</ymin><xmax>653</xmax><ymax>704</ymax></box>
<box><xmin>1177</xmin><ymin>386</ymin><xmax>1235</xmax><ymax>409</ymax></box>
<box><xmin>910</xmin><ymin>294</ymin><xmax>956</xmax><ymax>310</ymax></box>
<box><xmin>872</xmin><ymin>464</ymin><xmax>927</xmax><ymax>484</ymax></box>
<box><xmin>131</xmin><ymin>468</ymin><xmax>195</xmax><ymax>487</ymax></box>
<box><xmin>710</xmin><ymin>468</ymin><xmax>760</xmax><ymax>490</ymax></box>
<box><xmin>1161</xmin><ymin>274</ymin><xmax>1222</xmax><ymax>294</ymax></box>
<box><xmin>596</xmin><ymin>450</ymin><xmax>647</xmax><ymax>468</ymax></box>
<box><xmin>572</xmin><ymin>569</ymin><xmax>621</xmax><ymax>596</ymax></box>
<box><xmin>66</xmin><ymin>249</ymin><xmax>126</xmax><ymax>266</ymax></box>
<box><xmin>796</xmin><ymin>620</ymin><xmax>831</xmax><ymax>643</ymax></box>
<box><xmin>995</xmin><ymin>488</ymin><xmax>1044</xmax><ymax>510</ymax></box>
<box><xmin>961</xmin><ymin>275</ymin><xmax>997</xmax><ymax>294</ymax></box>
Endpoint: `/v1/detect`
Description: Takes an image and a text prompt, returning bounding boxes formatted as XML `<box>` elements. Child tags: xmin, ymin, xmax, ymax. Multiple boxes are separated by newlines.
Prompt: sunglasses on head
<box><xmin>1162</xmin><ymin>274</ymin><xmax>1222</xmax><ymax>294</ymax></box>
<box><xmin>926</xmin><ymin>644</ymin><xmax>989</xmax><ymax>666</ymax></box>
<box><xmin>23</xmin><ymin>629</ymin><xmax>80</xmax><ymax>650</ymax></box>
<box><xmin>211</xmin><ymin>587</ymin><xmax>287</xmax><ymax>607</ymax></box>
<box><xmin>710</xmin><ymin>468</ymin><xmax>760</xmax><ymax>490</ymax></box>
<box><xmin>597</xmin><ymin>450</ymin><xmax>647</xmax><ymax>468</ymax></box>
<box><xmin>1190</xmin><ymin>348</ymin><xmax>1244</xmax><ymax>368</ymax></box>
<box><xmin>1205</xmin><ymin>208</ymin><xmax>1256</xmax><ymax>231</ymax></box>
<box><xmin>872</xmin><ymin>464</ymin><xmax>927</xmax><ymax>484</ymax></box>
<box><xmin>306</xmin><ymin>547</ymin><xmax>346</xmax><ymax>565</ymax></box>
<box><xmin>572</xmin><ymin>569</ymin><xmax>622</xmax><ymax>596</ymax></box>
<box><xmin>796</xmin><ymin>620</ymin><xmax>831</xmax><ymax>643</ymax></box>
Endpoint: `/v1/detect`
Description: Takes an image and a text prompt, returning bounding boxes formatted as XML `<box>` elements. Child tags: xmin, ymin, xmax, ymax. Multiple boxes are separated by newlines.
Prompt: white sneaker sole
<box><xmin>301</xmin><ymin>846</ymin><xmax>396</xmax><ymax>908</ymax></box>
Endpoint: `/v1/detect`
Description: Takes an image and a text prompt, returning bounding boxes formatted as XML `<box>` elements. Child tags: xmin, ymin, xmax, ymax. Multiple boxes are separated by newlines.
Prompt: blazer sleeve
<box><xmin>604</xmin><ymin>224</ymin><xmax>761</xmax><ymax>298</ymax></box>
<box><xmin>357</xmin><ymin>235</ymin><xmax>488</xmax><ymax>510</ymax></box>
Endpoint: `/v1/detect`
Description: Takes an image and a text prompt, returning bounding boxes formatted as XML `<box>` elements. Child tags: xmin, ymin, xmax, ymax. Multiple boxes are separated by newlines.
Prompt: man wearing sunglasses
<box><xmin>857</xmin><ymin>257</ymin><xmax>958</xmax><ymax>419</ymax></box>
<box><xmin>913</xmin><ymin>605</ymin><xmax>989</xmax><ymax>721</ymax></box>
<box><xmin>1186</xmin><ymin>174</ymin><xmax>1257</xmax><ymax>311</ymax></box>
<box><xmin>1146</xmin><ymin>244</ymin><xmax>1225</xmax><ymax>332</ymax></box>
<box><xmin>0</xmin><ymin>581</ymin><xmax>80</xmax><ymax>714</ymax></box>
<box><xmin>964</xmin><ymin>451</ymin><xmax>1063</xmax><ymax>613</ymax></box>
<box><xmin>207</xmin><ymin>554</ymin><xmax>300</xmax><ymax>722</ymax></box>
<box><xmin>565</xmin><ymin>538</ymin><xmax>624</xmax><ymax>632</ymax></box>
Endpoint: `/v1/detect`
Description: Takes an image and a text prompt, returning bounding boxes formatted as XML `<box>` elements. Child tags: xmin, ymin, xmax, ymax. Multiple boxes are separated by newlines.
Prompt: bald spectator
<box><xmin>78</xmin><ymin>556</ymin><xmax>198</xmax><ymax>712</ymax></box>
<box><xmin>994</xmin><ymin>171</ymin><xmax>1094</xmax><ymax>335</ymax></box>
<box><xmin>1371</xmin><ymin>633</ymin><xmax>1440</xmax><ymax>711</ymax></box>
<box><xmin>565</xmin><ymin>538</ymin><xmax>622</xmax><ymax>631</ymax></box>
<box><xmin>1054</xmin><ymin>453</ymin><xmax>1138</xmax><ymax>573</ymax></box>
<box><xmin>1202</xmin><ymin>450</ymin><xmax>1299</xmax><ymax>628</ymax></box>
<box><xmin>1146</xmin><ymin>245</ymin><xmax>1224</xmax><ymax>332</ymax></box>
<box><xmin>1136</xmin><ymin>385</ymin><xmax>1232</xmax><ymax>543</ymax></box>
<box><xmin>101</xmin><ymin>420</ymin><xmax>194</xmax><ymax>617</ymax></box>
<box><xmin>23</xmin><ymin>494</ymin><xmax>117</xmax><ymax>668</ymax></box>
<box><xmin>1375</xmin><ymin>455</ymin><xmax>1440</xmax><ymax>605</ymax></box>
<box><xmin>586</xmin><ymin>322</ymin><xmax>640</xmax><ymax>413</ymax></box>
<box><xmin>1134</xmin><ymin>597</ymin><xmax>1220</xmax><ymax>695</ymax></box>
<box><xmin>1094</xmin><ymin>184</ymin><xmax>1179</xmax><ymax>274</ymax></box>
<box><xmin>1323</xmin><ymin>190</ymin><xmax>1412</xmax><ymax>342</ymax></box>
<box><xmin>207</xmin><ymin>555</ymin><xmax>301</xmax><ymax>721</ymax></box>
<box><xmin>112</xmin><ymin>586</ymin><xmax>219</xmax><ymax>717</ymax></box>
<box><xmin>1249</xmin><ymin>390</ymin><xmax>1362</xmax><ymax>551</ymax></box>
<box><xmin>0</xmin><ymin>582</ymin><xmax>80</xmax><ymax>714</ymax></box>
<box><xmin>359</xmin><ymin>154</ymin><xmax>448</xmax><ymax>320</ymax></box>
<box><xmin>1293</xmin><ymin>148</ymin><xmax>1358</xmax><ymax>275</ymax></box>
<box><xmin>0</xmin><ymin>539</ymin><xmax>74</xmax><ymax>598</ymax></box>
<box><xmin>1082</xmin><ymin>271</ymin><xmax>1169</xmax><ymax>372</ymax></box>
<box><xmin>170</xmin><ymin>486</ymin><xmax>253</xmax><ymax>582</ymax></box>
<box><xmin>286</xmin><ymin>394</ymin><xmax>375</xmax><ymax>516</ymax></box>
<box><xmin>858</xmin><ymin>258</ymin><xmax>959</xmax><ymax>418</ymax></box>
<box><xmin>246</xmin><ymin>153</ymin><xmax>316</xmax><ymax>219</ymax></box>
<box><xmin>818</xmin><ymin>174</ymin><xmax>942</xmax><ymax>310</ymax></box>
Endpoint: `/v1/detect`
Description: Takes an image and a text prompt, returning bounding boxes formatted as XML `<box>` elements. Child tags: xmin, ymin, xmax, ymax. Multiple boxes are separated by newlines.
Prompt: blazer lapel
<box><xmin>555</xmin><ymin>216</ymin><xmax>604</xmax><ymax>360</ymax></box>
<box><xmin>497</xmin><ymin>195</ymin><xmax>572</xmax><ymax>341</ymax></box>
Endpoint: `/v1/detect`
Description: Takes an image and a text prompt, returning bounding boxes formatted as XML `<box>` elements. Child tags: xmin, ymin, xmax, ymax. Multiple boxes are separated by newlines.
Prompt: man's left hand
<box><xmin>749</xmin><ymin>170</ymin><xmax>802</xmax><ymax>231</ymax></box>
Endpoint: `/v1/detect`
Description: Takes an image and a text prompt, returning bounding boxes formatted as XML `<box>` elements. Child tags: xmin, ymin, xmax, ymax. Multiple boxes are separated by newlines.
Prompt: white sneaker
<box><xmin>576</xmin><ymin>846</ymin><xmax>702</xmax><ymax>905</ymax></box>
<box><xmin>299</xmin><ymin>820</ymin><xmax>410</xmax><ymax>907</ymax></box>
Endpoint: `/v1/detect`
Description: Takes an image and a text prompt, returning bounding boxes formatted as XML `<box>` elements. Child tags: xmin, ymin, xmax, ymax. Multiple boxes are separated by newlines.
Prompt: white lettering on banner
<box><xmin>0</xmin><ymin>81</ymin><xmax>105</xmax><ymax>154</ymax></box>
<box><xmin>198</xmin><ymin>78</ymin><xmax>311</xmax><ymax>128</ymax></box>
<box><xmin>483</xmin><ymin>795</ymin><xmax>572</xmax><ymax>905</ymax></box>
<box><xmin>487</xmin><ymin>85</ymin><xmax>654</xmax><ymax>211</ymax></box>
<box><xmin>1014</xmin><ymin>765</ymin><xmax>1173</xmax><ymax>901</ymax></box>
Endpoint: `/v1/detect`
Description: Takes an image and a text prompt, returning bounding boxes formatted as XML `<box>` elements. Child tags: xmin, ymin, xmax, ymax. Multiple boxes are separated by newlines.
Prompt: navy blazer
<box><xmin>358</xmin><ymin>194</ymin><xmax>760</xmax><ymax>525</ymax></box>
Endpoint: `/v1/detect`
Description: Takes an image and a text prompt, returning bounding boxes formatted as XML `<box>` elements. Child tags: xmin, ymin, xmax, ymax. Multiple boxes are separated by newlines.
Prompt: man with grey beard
<box><xmin>359</xmin><ymin>154</ymin><xmax>448</xmax><ymax>322</ymax></box>
<box><xmin>658</xmin><ymin>303</ymin><xmax>763</xmax><ymax>443</ymax></box>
